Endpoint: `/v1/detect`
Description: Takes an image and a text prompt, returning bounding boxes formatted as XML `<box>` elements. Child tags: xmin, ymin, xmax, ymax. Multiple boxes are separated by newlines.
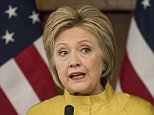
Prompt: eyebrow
<box><xmin>78</xmin><ymin>40</ymin><xmax>92</xmax><ymax>44</ymax></box>
<box><xmin>55</xmin><ymin>43</ymin><xmax>67</xmax><ymax>48</ymax></box>
<box><xmin>55</xmin><ymin>39</ymin><xmax>92</xmax><ymax>48</ymax></box>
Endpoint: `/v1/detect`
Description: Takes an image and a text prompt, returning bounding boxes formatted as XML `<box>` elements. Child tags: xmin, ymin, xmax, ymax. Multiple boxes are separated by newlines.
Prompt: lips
<box><xmin>69</xmin><ymin>72</ymin><xmax>86</xmax><ymax>80</ymax></box>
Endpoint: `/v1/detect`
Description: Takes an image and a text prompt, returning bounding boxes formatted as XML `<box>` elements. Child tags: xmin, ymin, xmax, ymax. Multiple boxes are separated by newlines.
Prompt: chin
<box><xmin>69</xmin><ymin>87</ymin><xmax>91</xmax><ymax>95</ymax></box>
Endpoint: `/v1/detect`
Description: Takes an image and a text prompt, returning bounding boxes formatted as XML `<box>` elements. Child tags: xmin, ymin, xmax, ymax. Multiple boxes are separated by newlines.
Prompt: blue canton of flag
<box><xmin>135</xmin><ymin>0</ymin><xmax>154</xmax><ymax>51</ymax></box>
<box><xmin>0</xmin><ymin>0</ymin><xmax>42</xmax><ymax>65</ymax></box>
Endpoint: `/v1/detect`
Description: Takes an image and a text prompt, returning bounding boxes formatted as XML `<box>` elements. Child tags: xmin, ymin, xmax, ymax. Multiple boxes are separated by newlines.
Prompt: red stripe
<box><xmin>120</xmin><ymin>52</ymin><xmax>154</xmax><ymax>105</ymax></box>
<box><xmin>0</xmin><ymin>88</ymin><xmax>17</xmax><ymax>115</ymax></box>
<box><xmin>15</xmin><ymin>44</ymin><xmax>57</xmax><ymax>101</ymax></box>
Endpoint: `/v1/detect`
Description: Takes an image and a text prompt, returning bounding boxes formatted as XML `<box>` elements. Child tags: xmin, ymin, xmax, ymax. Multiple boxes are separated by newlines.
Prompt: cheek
<box><xmin>55</xmin><ymin>63</ymin><xmax>65</xmax><ymax>77</ymax></box>
<box><xmin>87</xmin><ymin>55</ymin><xmax>103</xmax><ymax>77</ymax></box>
<box><xmin>54</xmin><ymin>60</ymin><xmax>68</xmax><ymax>83</ymax></box>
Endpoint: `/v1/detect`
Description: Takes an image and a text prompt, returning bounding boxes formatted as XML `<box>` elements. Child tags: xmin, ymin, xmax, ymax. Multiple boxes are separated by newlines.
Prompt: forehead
<box><xmin>55</xmin><ymin>26</ymin><xmax>98</xmax><ymax>45</ymax></box>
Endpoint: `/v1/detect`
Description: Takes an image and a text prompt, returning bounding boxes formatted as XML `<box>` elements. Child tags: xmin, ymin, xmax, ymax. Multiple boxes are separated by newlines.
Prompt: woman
<box><xmin>27</xmin><ymin>5</ymin><xmax>154</xmax><ymax>115</ymax></box>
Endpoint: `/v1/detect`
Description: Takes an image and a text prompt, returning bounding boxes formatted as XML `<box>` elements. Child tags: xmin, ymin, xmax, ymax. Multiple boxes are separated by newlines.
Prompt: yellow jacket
<box><xmin>27</xmin><ymin>81</ymin><xmax>154</xmax><ymax>115</ymax></box>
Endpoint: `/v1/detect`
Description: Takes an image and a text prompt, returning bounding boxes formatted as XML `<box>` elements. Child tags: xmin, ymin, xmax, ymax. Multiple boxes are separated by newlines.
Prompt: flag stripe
<box><xmin>34</xmin><ymin>36</ymin><xmax>49</xmax><ymax>67</ymax></box>
<box><xmin>0</xmin><ymin>59</ymin><xmax>40</xmax><ymax>115</ymax></box>
<box><xmin>117</xmin><ymin>0</ymin><xmax>154</xmax><ymax>106</ymax></box>
<box><xmin>127</xmin><ymin>18</ymin><xmax>154</xmax><ymax>96</ymax></box>
<box><xmin>15</xmin><ymin>44</ymin><xmax>57</xmax><ymax>101</ymax></box>
<box><xmin>120</xmin><ymin>53</ymin><xmax>154</xmax><ymax>105</ymax></box>
<box><xmin>115</xmin><ymin>79</ymin><xmax>122</xmax><ymax>92</ymax></box>
<box><xmin>0</xmin><ymin>88</ymin><xmax>17</xmax><ymax>115</ymax></box>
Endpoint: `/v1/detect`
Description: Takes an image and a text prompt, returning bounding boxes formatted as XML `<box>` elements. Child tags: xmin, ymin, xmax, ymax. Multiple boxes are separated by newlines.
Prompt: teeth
<box><xmin>71</xmin><ymin>75</ymin><xmax>79</xmax><ymax>78</ymax></box>
<box><xmin>69</xmin><ymin>73</ymin><xmax>85</xmax><ymax>78</ymax></box>
<box><xmin>70</xmin><ymin>74</ymin><xmax>79</xmax><ymax>78</ymax></box>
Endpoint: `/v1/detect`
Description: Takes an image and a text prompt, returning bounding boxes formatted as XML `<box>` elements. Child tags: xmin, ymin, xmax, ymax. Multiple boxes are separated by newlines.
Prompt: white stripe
<box><xmin>115</xmin><ymin>79</ymin><xmax>122</xmax><ymax>92</ymax></box>
<box><xmin>127</xmin><ymin>17</ymin><xmax>154</xmax><ymax>96</ymax></box>
<box><xmin>34</xmin><ymin>36</ymin><xmax>49</xmax><ymax>68</ymax></box>
<box><xmin>0</xmin><ymin>59</ymin><xmax>40</xmax><ymax>115</ymax></box>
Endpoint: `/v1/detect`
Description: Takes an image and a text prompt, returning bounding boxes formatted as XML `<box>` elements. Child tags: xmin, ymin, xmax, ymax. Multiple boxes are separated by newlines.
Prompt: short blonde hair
<box><xmin>43</xmin><ymin>5</ymin><xmax>116</xmax><ymax>89</ymax></box>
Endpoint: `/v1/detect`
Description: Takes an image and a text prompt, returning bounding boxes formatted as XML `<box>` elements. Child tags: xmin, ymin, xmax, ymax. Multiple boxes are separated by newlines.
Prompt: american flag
<box><xmin>117</xmin><ymin>0</ymin><xmax>154</xmax><ymax>105</ymax></box>
<box><xmin>0</xmin><ymin>0</ymin><xmax>56</xmax><ymax>115</ymax></box>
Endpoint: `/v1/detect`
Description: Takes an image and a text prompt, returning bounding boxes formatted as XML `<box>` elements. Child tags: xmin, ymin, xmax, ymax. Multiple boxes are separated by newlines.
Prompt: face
<box><xmin>53</xmin><ymin>26</ymin><xmax>104</xmax><ymax>95</ymax></box>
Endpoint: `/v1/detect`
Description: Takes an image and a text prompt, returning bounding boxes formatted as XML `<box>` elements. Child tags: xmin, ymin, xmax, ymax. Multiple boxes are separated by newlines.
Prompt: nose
<box><xmin>69</xmin><ymin>52</ymin><xmax>81</xmax><ymax>68</ymax></box>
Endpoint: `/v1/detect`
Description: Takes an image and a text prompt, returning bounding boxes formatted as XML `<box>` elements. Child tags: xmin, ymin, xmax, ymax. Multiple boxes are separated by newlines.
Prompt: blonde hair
<box><xmin>43</xmin><ymin>5</ymin><xmax>116</xmax><ymax>89</ymax></box>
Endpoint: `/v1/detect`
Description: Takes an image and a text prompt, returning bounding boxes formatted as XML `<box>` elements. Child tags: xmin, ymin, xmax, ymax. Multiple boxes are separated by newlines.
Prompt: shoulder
<box><xmin>26</xmin><ymin>95</ymin><xmax>65</xmax><ymax>115</ymax></box>
<box><xmin>114</xmin><ymin>91</ymin><xmax>154</xmax><ymax>115</ymax></box>
<box><xmin>127</xmin><ymin>94</ymin><xmax>154</xmax><ymax>115</ymax></box>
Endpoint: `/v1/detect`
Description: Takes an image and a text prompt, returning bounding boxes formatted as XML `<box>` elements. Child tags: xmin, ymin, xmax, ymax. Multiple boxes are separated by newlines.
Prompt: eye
<box><xmin>81</xmin><ymin>47</ymin><xmax>91</xmax><ymax>54</ymax></box>
<box><xmin>59</xmin><ymin>50</ymin><xmax>69</xmax><ymax>57</ymax></box>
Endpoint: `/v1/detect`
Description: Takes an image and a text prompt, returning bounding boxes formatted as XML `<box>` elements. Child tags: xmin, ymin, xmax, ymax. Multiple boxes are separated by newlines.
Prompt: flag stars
<box><xmin>141</xmin><ymin>0</ymin><xmax>151</xmax><ymax>9</ymax></box>
<box><xmin>2</xmin><ymin>30</ymin><xmax>15</xmax><ymax>44</ymax></box>
<box><xmin>28</xmin><ymin>10</ymin><xmax>40</xmax><ymax>24</ymax></box>
<box><xmin>5</xmin><ymin>5</ymin><xmax>18</xmax><ymax>19</ymax></box>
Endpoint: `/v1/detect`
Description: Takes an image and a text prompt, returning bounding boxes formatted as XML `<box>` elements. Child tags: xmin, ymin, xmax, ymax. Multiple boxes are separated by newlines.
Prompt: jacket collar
<box><xmin>64</xmin><ymin>79</ymin><xmax>114</xmax><ymax>107</ymax></box>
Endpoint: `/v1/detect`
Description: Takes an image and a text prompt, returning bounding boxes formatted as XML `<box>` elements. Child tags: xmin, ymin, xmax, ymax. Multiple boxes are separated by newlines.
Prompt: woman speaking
<box><xmin>27</xmin><ymin>5</ymin><xmax>154</xmax><ymax>115</ymax></box>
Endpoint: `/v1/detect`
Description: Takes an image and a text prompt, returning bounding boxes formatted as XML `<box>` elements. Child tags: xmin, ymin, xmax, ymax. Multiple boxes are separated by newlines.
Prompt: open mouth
<box><xmin>69</xmin><ymin>72</ymin><xmax>86</xmax><ymax>80</ymax></box>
